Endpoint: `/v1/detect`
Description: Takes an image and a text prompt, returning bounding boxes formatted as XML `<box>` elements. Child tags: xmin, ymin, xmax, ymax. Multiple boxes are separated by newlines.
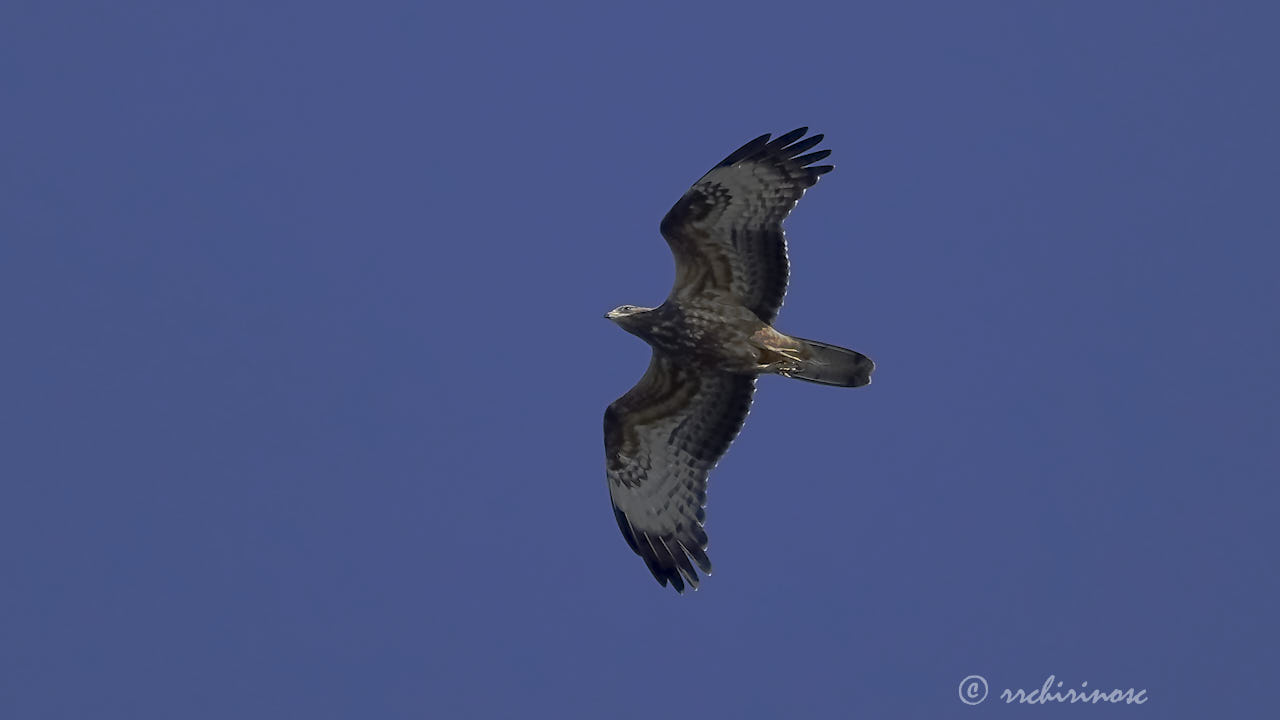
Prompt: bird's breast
<box><xmin>633</xmin><ymin>301</ymin><xmax>766</xmax><ymax>373</ymax></box>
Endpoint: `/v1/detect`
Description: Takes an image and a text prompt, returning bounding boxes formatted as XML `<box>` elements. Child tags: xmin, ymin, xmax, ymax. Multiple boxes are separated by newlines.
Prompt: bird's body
<box><xmin>608</xmin><ymin>301</ymin><xmax>770</xmax><ymax>374</ymax></box>
<box><xmin>604</xmin><ymin>128</ymin><xmax>874</xmax><ymax>593</ymax></box>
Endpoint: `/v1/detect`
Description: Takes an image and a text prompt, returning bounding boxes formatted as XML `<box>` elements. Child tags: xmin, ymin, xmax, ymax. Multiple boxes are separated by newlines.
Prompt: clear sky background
<box><xmin>3</xmin><ymin>2</ymin><xmax>1277</xmax><ymax>718</ymax></box>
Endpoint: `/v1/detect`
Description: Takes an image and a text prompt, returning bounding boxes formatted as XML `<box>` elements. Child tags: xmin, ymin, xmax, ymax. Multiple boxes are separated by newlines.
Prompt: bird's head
<box><xmin>604</xmin><ymin>304</ymin><xmax>652</xmax><ymax>328</ymax></box>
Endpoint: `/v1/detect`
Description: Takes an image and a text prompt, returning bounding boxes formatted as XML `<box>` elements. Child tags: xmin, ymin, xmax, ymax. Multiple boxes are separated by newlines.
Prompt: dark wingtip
<box><xmin>742</xmin><ymin>129</ymin><xmax>835</xmax><ymax>180</ymax></box>
<box><xmin>767</xmin><ymin>127</ymin><xmax>808</xmax><ymax>151</ymax></box>
<box><xmin>783</xmin><ymin>134</ymin><xmax>824</xmax><ymax>156</ymax></box>
<box><xmin>718</xmin><ymin>132</ymin><xmax>771</xmax><ymax>167</ymax></box>
<box><xmin>793</xmin><ymin>149</ymin><xmax>832</xmax><ymax>166</ymax></box>
<box><xmin>688</xmin><ymin>545</ymin><xmax>713</xmax><ymax>575</ymax></box>
<box><xmin>717</xmin><ymin>128</ymin><xmax>836</xmax><ymax>176</ymax></box>
<box><xmin>619</xmin><ymin>524</ymin><xmax>710</xmax><ymax>594</ymax></box>
<box><xmin>668</xmin><ymin>571</ymin><xmax>686</xmax><ymax>593</ymax></box>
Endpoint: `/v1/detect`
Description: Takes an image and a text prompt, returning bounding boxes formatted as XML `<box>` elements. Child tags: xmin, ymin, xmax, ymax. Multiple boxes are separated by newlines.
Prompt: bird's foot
<box><xmin>761</xmin><ymin>360</ymin><xmax>802</xmax><ymax>378</ymax></box>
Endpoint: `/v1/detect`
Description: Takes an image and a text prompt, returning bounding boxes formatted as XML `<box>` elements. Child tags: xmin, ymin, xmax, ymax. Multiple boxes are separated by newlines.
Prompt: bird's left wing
<box><xmin>659</xmin><ymin>128</ymin><xmax>833</xmax><ymax>324</ymax></box>
<box><xmin>605</xmin><ymin>353</ymin><xmax>755</xmax><ymax>593</ymax></box>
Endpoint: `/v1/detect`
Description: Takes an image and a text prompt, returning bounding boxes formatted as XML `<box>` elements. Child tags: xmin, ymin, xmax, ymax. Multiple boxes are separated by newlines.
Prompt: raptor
<box><xmin>605</xmin><ymin>128</ymin><xmax>875</xmax><ymax>593</ymax></box>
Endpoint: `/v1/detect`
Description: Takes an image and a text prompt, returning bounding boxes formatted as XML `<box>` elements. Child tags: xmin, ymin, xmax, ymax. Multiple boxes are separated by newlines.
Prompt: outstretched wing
<box><xmin>660</xmin><ymin>128</ymin><xmax>833</xmax><ymax>324</ymax></box>
<box><xmin>604</xmin><ymin>353</ymin><xmax>755</xmax><ymax>593</ymax></box>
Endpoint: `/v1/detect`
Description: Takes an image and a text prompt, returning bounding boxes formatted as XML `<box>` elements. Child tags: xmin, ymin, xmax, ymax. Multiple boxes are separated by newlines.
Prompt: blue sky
<box><xmin>3</xmin><ymin>2</ymin><xmax>1277</xmax><ymax>717</ymax></box>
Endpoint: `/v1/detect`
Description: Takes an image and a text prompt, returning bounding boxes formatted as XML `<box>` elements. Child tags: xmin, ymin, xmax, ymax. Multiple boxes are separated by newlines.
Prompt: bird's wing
<box><xmin>659</xmin><ymin>128</ymin><xmax>833</xmax><ymax>324</ymax></box>
<box><xmin>605</xmin><ymin>353</ymin><xmax>756</xmax><ymax>593</ymax></box>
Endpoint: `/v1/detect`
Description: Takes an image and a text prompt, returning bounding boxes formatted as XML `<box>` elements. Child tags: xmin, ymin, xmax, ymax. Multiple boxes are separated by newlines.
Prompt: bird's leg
<box><xmin>749</xmin><ymin>327</ymin><xmax>807</xmax><ymax>376</ymax></box>
<box><xmin>772</xmin><ymin>347</ymin><xmax>805</xmax><ymax>363</ymax></box>
<box><xmin>755</xmin><ymin>349</ymin><xmax>803</xmax><ymax>377</ymax></box>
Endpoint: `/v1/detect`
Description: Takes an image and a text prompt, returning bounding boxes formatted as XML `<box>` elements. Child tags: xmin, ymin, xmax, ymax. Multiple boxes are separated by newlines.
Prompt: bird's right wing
<box><xmin>604</xmin><ymin>353</ymin><xmax>756</xmax><ymax>593</ymax></box>
<box><xmin>659</xmin><ymin>128</ymin><xmax>833</xmax><ymax>324</ymax></box>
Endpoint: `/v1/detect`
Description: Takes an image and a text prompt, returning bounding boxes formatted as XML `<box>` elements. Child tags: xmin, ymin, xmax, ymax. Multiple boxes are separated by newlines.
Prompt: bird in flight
<box><xmin>604</xmin><ymin>128</ymin><xmax>874</xmax><ymax>593</ymax></box>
